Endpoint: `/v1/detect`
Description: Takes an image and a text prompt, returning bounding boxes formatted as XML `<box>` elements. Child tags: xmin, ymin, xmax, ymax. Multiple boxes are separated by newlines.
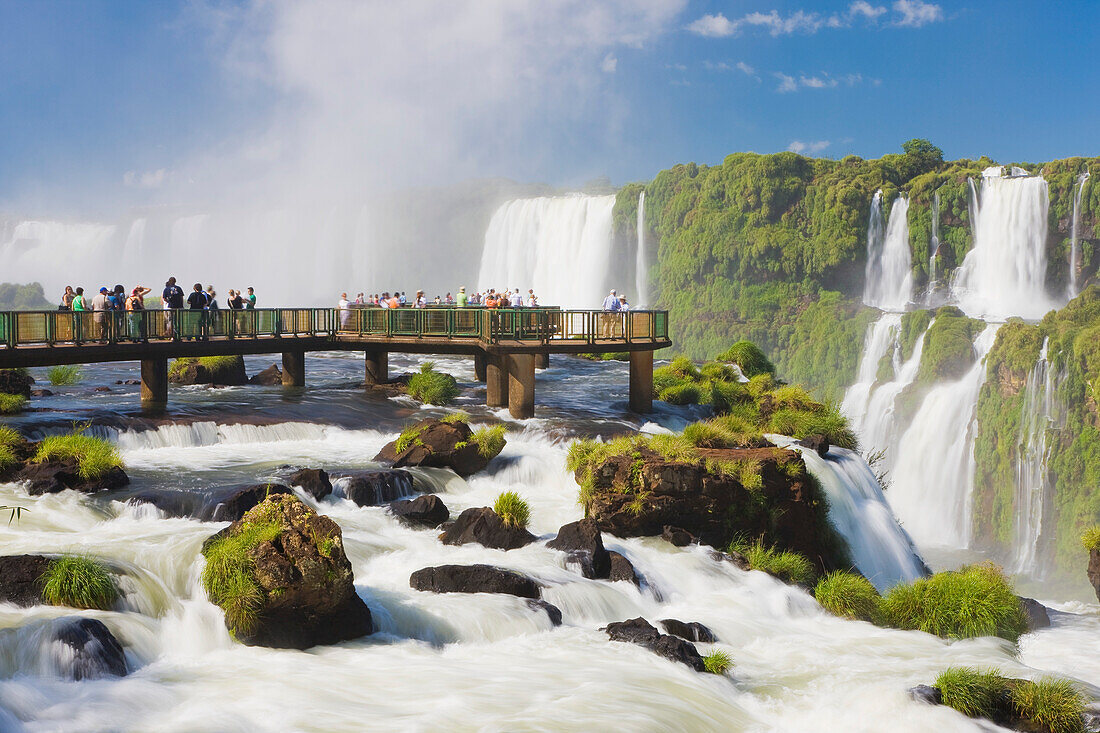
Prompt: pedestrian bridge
<box><xmin>0</xmin><ymin>307</ymin><xmax>671</xmax><ymax>418</ymax></box>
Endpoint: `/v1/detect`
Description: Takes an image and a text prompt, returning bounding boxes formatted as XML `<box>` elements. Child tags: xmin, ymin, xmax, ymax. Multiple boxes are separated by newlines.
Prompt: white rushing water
<box><xmin>863</xmin><ymin>193</ymin><xmax>912</xmax><ymax>310</ymax></box>
<box><xmin>887</xmin><ymin>325</ymin><xmax>1000</xmax><ymax>550</ymax></box>
<box><xmin>840</xmin><ymin>313</ymin><xmax>902</xmax><ymax>430</ymax></box>
<box><xmin>1068</xmin><ymin>170</ymin><xmax>1090</xmax><ymax>300</ymax></box>
<box><xmin>635</xmin><ymin>191</ymin><xmax>648</xmax><ymax>307</ymax></box>
<box><xmin>953</xmin><ymin>171</ymin><xmax>1057</xmax><ymax>320</ymax></box>
<box><xmin>1011</xmin><ymin>338</ymin><xmax>1063</xmax><ymax>577</ymax></box>
<box><xmin>925</xmin><ymin>190</ymin><xmax>941</xmax><ymax>305</ymax></box>
<box><xmin>477</xmin><ymin>195</ymin><xmax>616</xmax><ymax>308</ymax></box>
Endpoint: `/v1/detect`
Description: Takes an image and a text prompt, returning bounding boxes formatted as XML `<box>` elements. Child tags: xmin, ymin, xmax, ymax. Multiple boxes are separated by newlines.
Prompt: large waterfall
<box><xmin>477</xmin><ymin>195</ymin><xmax>616</xmax><ymax>308</ymax></box>
<box><xmin>1068</xmin><ymin>170</ymin><xmax>1090</xmax><ymax>299</ymax></box>
<box><xmin>840</xmin><ymin>314</ymin><xmax>902</xmax><ymax>430</ymax></box>
<box><xmin>953</xmin><ymin>170</ymin><xmax>1056</xmax><ymax>320</ymax></box>
<box><xmin>862</xmin><ymin>193</ymin><xmax>912</xmax><ymax>310</ymax></box>
<box><xmin>635</xmin><ymin>191</ymin><xmax>648</xmax><ymax>307</ymax></box>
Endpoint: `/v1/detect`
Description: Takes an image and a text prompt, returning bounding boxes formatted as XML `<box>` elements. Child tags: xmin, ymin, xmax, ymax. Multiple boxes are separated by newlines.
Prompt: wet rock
<box><xmin>0</xmin><ymin>369</ymin><xmax>33</xmax><ymax>398</ymax></box>
<box><xmin>659</xmin><ymin>619</ymin><xmax>716</xmax><ymax>643</ymax></box>
<box><xmin>126</xmin><ymin>483</ymin><xmax>293</xmax><ymax>522</ymax></box>
<box><xmin>607</xmin><ymin>551</ymin><xmax>639</xmax><ymax>585</ymax></box>
<box><xmin>374</xmin><ymin>418</ymin><xmax>505</xmax><ymax>477</ymax></box>
<box><xmin>1089</xmin><ymin>549</ymin><xmax>1100</xmax><ymax>603</ymax></box>
<box><xmin>603</xmin><ymin>617</ymin><xmax>706</xmax><ymax>672</ymax></box>
<box><xmin>526</xmin><ymin>599</ymin><xmax>563</xmax><ymax>626</ymax></box>
<box><xmin>797</xmin><ymin>434</ymin><xmax>830</xmax><ymax>457</ymax></box>
<box><xmin>439</xmin><ymin>507</ymin><xmax>536</xmax><ymax>551</ymax></box>
<box><xmin>114</xmin><ymin>379</ymin><xmax>140</xmax><ymax>385</ymax></box>
<box><xmin>547</xmin><ymin>519</ymin><xmax>610</xmax><ymax>579</ymax></box>
<box><xmin>0</xmin><ymin>554</ymin><xmax>53</xmax><ymax>606</ymax></box>
<box><xmin>201</xmin><ymin>494</ymin><xmax>372</xmax><ymax>649</ymax></box>
<box><xmin>169</xmin><ymin>356</ymin><xmax>248</xmax><ymax>386</ymax></box>
<box><xmin>409</xmin><ymin>564</ymin><xmax>540</xmax><ymax>599</ymax></box>
<box><xmin>342</xmin><ymin>470</ymin><xmax>415</xmax><ymax>506</ymax></box>
<box><xmin>31</xmin><ymin>389</ymin><xmax>54</xmax><ymax>397</ymax></box>
<box><xmin>908</xmin><ymin>685</ymin><xmax>942</xmax><ymax>706</ymax></box>
<box><xmin>288</xmin><ymin>468</ymin><xmax>332</xmax><ymax>501</ymax></box>
<box><xmin>1018</xmin><ymin>596</ymin><xmax>1051</xmax><ymax>631</ymax></box>
<box><xmin>249</xmin><ymin>364</ymin><xmax>283</xmax><ymax>386</ymax></box>
<box><xmin>207</xmin><ymin>484</ymin><xmax>293</xmax><ymax>522</ymax></box>
<box><xmin>389</xmin><ymin>494</ymin><xmax>449</xmax><ymax>528</ymax></box>
<box><xmin>661</xmin><ymin>525</ymin><xmax>695</xmax><ymax>547</ymax></box>
<box><xmin>17</xmin><ymin>458</ymin><xmax>129</xmax><ymax>495</ymax></box>
<box><xmin>708</xmin><ymin>548</ymin><xmax>751</xmax><ymax>571</ymax></box>
<box><xmin>51</xmin><ymin>617</ymin><xmax>128</xmax><ymax>680</ymax></box>
<box><xmin>93</xmin><ymin>386</ymin><xmax>112</xmax><ymax>392</ymax></box>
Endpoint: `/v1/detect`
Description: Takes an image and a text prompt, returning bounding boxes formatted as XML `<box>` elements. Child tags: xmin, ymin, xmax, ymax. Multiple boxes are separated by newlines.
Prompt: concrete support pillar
<box><xmin>140</xmin><ymin>358</ymin><xmax>168</xmax><ymax>405</ymax></box>
<box><xmin>629</xmin><ymin>350</ymin><xmax>654</xmax><ymax>414</ymax></box>
<box><xmin>364</xmin><ymin>349</ymin><xmax>388</xmax><ymax>386</ymax></box>
<box><xmin>474</xmin><ymin>352</ymin><xmax>487</xmax><ymax>383</ymax></box>
<box><xmin>282</xmin><ymin>351</ymin><xmax>306</xmax><ymax>387</ymax></box>
<box><xmin>534</xmin><ymin>353</ymin><xmax>550</xmax><ymax>370</ymax></box>
<box><xmin>485</xmin><ymin>354</ymin><xmax>509</xmax><ymax>408</ymax></box>
<box><xmin>507</xmin><ymin>353</ymin><xmax>536</xmax><ymax>419</ymax></box>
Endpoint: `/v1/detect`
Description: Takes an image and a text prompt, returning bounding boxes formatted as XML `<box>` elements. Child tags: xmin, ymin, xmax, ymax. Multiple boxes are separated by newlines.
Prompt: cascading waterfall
<box><xmin>953</xmin><ymin>170</ymin><xmax>1057</xmax><ymax>320</ymax></box>
<box><xmin>635</xmin><ymin>191</ymin><xmax>648</xmax><ymax>307</ymax></box>
<box><xmin>886</xmin><ymin>325</ymin><xmax>1000</xmax><ymax>549</ymax></box>
<box><xmin>1068</xmin><ymin>170</ymin><xmax>1090</xmax><ymax>299</ymax></box>
<box><xmin>840</xmin><ymin>313</ymin><xmax>902</xmax><ymax>430</ymax></box>
<box><xmin>863</xmin><ymin>193</ymin><xmax>912</xmax><ymax>310</ymax></box>
<box><xmin>925</xmin><ymin>191</ymin><xmax>940</xmax><ymax>305</ymax></box>
<box><xmin>1011</xmin><ymin>338</ymin><xmax>1063</xmax><ymax>577</ymax></box>
<box><xmin>477</xmin><ymin>195</ymin><xmax>616</xmax><ymax>308</ymax></box>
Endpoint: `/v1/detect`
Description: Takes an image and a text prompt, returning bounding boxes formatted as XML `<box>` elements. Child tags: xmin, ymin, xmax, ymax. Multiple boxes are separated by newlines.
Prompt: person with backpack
<box><xmin>126</xmin><ymin>286</ymin><xmax>151</xmax><ymax>341</ymax></box>
<box><xmin>163</xmin><ymin>277</ymin><xmax>184</xmax><ymax>337</ymax></box>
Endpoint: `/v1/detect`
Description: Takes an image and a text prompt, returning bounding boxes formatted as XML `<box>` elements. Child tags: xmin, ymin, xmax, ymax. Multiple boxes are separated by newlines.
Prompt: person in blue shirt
<box><xmin>601</xmin><ymin>289</ymin><xmax>621</xmax><ymax>337</ymax></box>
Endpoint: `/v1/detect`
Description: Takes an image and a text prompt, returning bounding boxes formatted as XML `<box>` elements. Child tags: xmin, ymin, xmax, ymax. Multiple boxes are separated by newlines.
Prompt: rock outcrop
<box><xmin>547</xmin><ymin>519</ymin><xmax>610</xmax><ymax>579</ymax></box>
<box><xmin>169</xmin><ymin>356</ymin><xmax>248</xmax><ymax>386</ymax></box>
<box><xmin>0</xmin><ymin>554</ymin><xmax>53</xmax><ymax>606</ymax></box>
<box><xmin>51</xmin><ymin>617</ymin><xmax>128</xmax><ymax>680</ymax></box>
<box><xmin>439</xmin><ymin>507</ymin><xmax>536</xmax><ymax>550</ymax></box>
<box><xmin>1018</xmin><ymin>596</ymin><xmax>1051</xmax><ymax>631</ymax></box>
<box><xmin>16</xmin><ymin>459</ymin><xmax>129</xmax><ymax>495</ymax></box>
<box><xmin>201</xmin><ymin>494</ymin><xmax>372</xmax><ymax>649</ymax></box>
<box><xmin>249</xmin><ymin>364</ymin><xmax>283</xmax><ymax>386</ymax></box>
<box><xmin>608</xmin><ymin>551</ymin><xmax>640</xmax><ymax>585</ymax></box>
<box><xmin>659</xmin><ymin>619</ymin><xmax>716</xmax><ymax>643</ymax></box>
<box><xmin>0</xmin><ymin>369</ymin><xmax>33</xmax><ymax>398</ymax></box>
<box><xmin>288</xmin><ymin>468</ymin><xmax>332</xmax><ymax>501</ymax></box>
<box><xmin>341</xmin><ymin>470</ymin><xmax>415</xmax><ymax>506</ymax></box>
<box><xmin>389</xmin><ymin>494</ymin><xmax>449</xmax><ymax>528</ymax></box>
<box><xmin>409</xmin><ymin>564</ymin><xmax>540</xmax><ymax>599</ymax></box>
<box><xmin>1089</xmin><ymin>548</ymin><xmax>1100</xmax><ymax>603</ymax></box>
<box><xmin>603</xmin><ymin>617</ymin><xmax>706</xmax><ymax>672</ymax></box>
<box><xmin>374</xmin><ymin>419</ymin><xmax>504</xmax><ymax>477</ymax></box>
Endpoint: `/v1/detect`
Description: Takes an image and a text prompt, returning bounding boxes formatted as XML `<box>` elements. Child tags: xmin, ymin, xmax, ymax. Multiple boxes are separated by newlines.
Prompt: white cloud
<box><xmin>892</xmin><ymin>0</ymin><xmax>943</xmax><ymax>27</ymax></box>
<box><xmin>665</xmin><ymin>63</ymin><xmax>687</xmax><ymax>71</ymax></box>
<box><xmin>123</xmin><ymin>168</ymin><xmax>169</xmax><ymax>189</ymax></box>
<box><xmin>849</xmin><ymin>1</ymin><xmax>888</xmax><ymax>20</ymax></box>
<box><xmin>775</xmin><ymin>71</ymin><xmax>865</xmax><ymax>92</ymax></box>
<box><xmin>774</xmin><ymin>72</ymin><xmax>798</xmax><ymax>93</ymax></box>
<box><xmin>601</xmin><ymin>53</ymin><xmax>618</xmax><ymax>73</ymax></box>
<box><xmin>736</xmin><ymin>61</ymin><xmax>756</xmax><ymax>76</ymax></box>
<box><xmin>685</xmin><ymin>12</ymin><xmax>737</xmax><ymax>37</ymax></box>
<box><xmin>787</xmin><ymin>140</ymin><xmax>831</xmax><ymax>154</ymax></box>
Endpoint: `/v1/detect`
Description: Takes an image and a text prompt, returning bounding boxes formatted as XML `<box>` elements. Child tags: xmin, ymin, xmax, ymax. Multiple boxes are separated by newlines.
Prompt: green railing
<box><xmin>0</xmin><ymin>307</ymin><xmax>669</xmax><ymax>349</ymax></box>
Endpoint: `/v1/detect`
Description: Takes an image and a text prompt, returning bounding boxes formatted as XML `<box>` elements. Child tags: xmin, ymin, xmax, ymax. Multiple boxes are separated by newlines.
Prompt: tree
<box><xmin>900</xmin><ymin>139</ymin><xmax>944</xmax><ymax>179</ymax></box>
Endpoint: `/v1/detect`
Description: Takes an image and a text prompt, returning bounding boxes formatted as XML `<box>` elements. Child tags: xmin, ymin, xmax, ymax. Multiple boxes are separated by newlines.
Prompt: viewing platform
<box><xmin>0</xmin><ymin>307</ymin><xmax>671</xmax><ymax>418</ymax></box>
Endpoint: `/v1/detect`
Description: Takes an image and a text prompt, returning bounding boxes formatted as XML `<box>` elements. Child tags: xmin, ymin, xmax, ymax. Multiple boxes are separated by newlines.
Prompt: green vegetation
<box><xmin>934</xmin><ymin>667</ymin><xmax>1007</xmax><ymax>719</ymax></box>
<box><xmin>394</xmin><ymin>423</ymin><xmax>427</xmax><ymax>453</ymax></box>
<box><xmin>32</xmin><ymin>429</ymin><xmax>123</xmax><ymax>481</ymax></box>
<box><xmin>737</xmin><ymin>540</ymin><xmax>815</xmax><ymax>585</ymax></box>
<box><xmin>0</xmin><ymin>393</ymin><xmax>26</xmax><ymax>414</ymax></box>
<box><xmin>46</xmin><ymin>365</ymin><xmax>83</xmax><ymax>386</ymax></box>
<box><xmin>0</xmin><ymin>282</ymin><xmax>53</xmax><ymax>310</ymax></box>
<box><xmin>1082</xmin><ymin>526</ymin><xmax>1100</xmax><ymax>552</ymax></box>
<box><xmin>578</xmin><ymin>352</ymin><xmax>629</xmax><ymax>361</ymax></box>
<box><xmin>0</xmin><ymin>426</ymin><xmax>22</xmax><ymax>472</ymax></box>
<box><xmin>440</xmin><ymin>411</ymin><xmax>469</xmax><ymax>425</ymax></box>
<box><xmin>40</xmin><ymin>555</ymin><xmax>118</xmax><ymax>610</ymax></box>
<box><xmin>1011</xmin><ymin>677</ymin><xmax>1087</xmax><ymax>733</ymax></box>
<box><xmin>880</xmin><ymin>563</ymin><xmax>1027</xmax><ymax>642</ymax></box>
<box><xmin>933</xmin><ymin>668</ymin><xmax>1086</xmax><ymax>733</ymax></box>
<box><xmin>471</xmin><ymin>424</ymin><xmax>507</xmax><ymax>459</ymax></box>
<box><xmin>914</xmin><ymin>307</ymin><xmax>985</xmax><ymax>386</ymax></box>
<box><xmin>716</xmin><ymin>340</ymin><xmax>774</xmax><ymax>377</ymax></box>
<box><xmin>168</xmin><ymin>355</ymin><xmax>243</xmax><ymax>380</ymax></box>
<box><xmin>493</xmin><ymin>491</ymin><xmax>530</xmax><ymax>529</ymax></box>
<box><xmin>702</xmin><ymin>650</ymin><xmax>733</xmax><ymax>675</ymax></box>
<box><xmin>202</xmin><ymin>510</ymin><xmax>283</xmax><ymax>634</ymax></box>
<box><xmin>406</xmin><ymin>361</ymin><xmax>460</xmax><ymax>405</ymax></box>
<box><xmin>814</xmin><ymin>571</ymin><xmax>881</xmax><ymax>622</ymax></box>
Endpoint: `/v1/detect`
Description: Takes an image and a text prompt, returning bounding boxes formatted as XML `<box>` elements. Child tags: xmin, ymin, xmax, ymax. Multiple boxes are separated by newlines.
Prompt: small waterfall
<box><xmin>925</xmin><ymin>191</ymin><xmax>941</xmax><ymax>305</ymax></box>
<box><xmin>1011</xmin><ymin>338</ymin><xmax>1063</xmax><ymax>577</ymax></box>
<box><xmin>953</xmin><ymin>171</ymin><xmax>1056</xmax><ymax>320</ymax></box>
<box><xmin>772</xmin><ymin>437</ymin><xmax>926</xmax><ymax>591</ymax></box>
<box><xmin>1068</xmin><ymin>170</ymin><xmax>1090</xmax><ymax>299</ymax></box>
<box><xmin>477</xmin><ymin>194</ymin><xmax>616</xmax><ymax>307</ymax></box>
<box><xmin>886</xmin><ymin>324</ymin><xmax>1000</xmax><ymax>549</ymax></box>
<box><xmin>840</xmin><ymin>313</ymin><xmax>902</xmax><ymax>430</ymax></box>
<box><xmin>863</xmin><ymin>193</ymin><xmax>912</xmax><ymax>310</ymax></box>
<box><xmin>635</xmin><ymin>191</ymin><xmax>648</xmax><ymax>307</ymax></box>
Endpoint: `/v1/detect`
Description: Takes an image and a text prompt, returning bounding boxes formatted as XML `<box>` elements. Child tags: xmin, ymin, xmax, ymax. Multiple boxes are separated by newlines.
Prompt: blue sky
<box><xmin>1</xmin><ymin>0</ymin><xmax>1097</xmax><ymax>214</ymax></box>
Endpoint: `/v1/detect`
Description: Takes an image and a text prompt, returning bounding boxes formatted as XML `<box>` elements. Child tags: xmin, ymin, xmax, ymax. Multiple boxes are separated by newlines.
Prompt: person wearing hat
<box><xmin>457</xmin><ymin>287</ymin><xmax>468</xmax><ymax>307</ymax></box>
<box><xmin>601</xmin><ymin>288</ymin><xmax>621</xmax><ymax>338</ymax></box>
<box><xmin>91</xmin><ymin>287</ymin><xmax>111</xmax><ymax>341</ymax></box>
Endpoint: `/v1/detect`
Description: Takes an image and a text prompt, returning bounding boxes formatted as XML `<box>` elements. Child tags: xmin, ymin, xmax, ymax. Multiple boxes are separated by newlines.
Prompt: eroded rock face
<box><xmin>608</xmin><ymin>551</ymin><xmax>639</xmax><ymax>585</ymax></box>
<box><xmin>1018</xmin><ymin>596</ymin><xmax>1051</xmax><ymax>631</ymax></box>
<box><xmin>603</xmin><ymin>617</ymin><xmax>705</xmax><ymax>672</ymax></box>
<box><xmin>0</xmin><ymin>555</ymin><xmax>53</xmax><ymax>606</ymax></box>
<box><xmin>659</xmin><ymin>619</ymin><xmax>716</xmax><ymax>643</ymax></box>
<box><xmin>390</xmin><ymin>494</ymin><xmax>449</xmax><ymax>528</ymax></box>
<box><xmin>249</xmin><ymin>364</ymin><xmax>283</xmax><ymax>386</ymax></box>
<box><xmin>0</xmin><ymin>369</ymin><xmax>33</xmax><ymax>398</ymax></box>
<box><xmin>1089</xmin><ymin>549</ymin><xmax>1100</xmax><ymax>603</ymax></box>
<box><xmin>169</xmin><ymin>357</ymin><xmax>248</xmax><ymax>386</ymax></box>
<box><xmin>548</xmin><ymin>519</ymin><xmax>610</xmax><ymax>579</ymax></box>
<box><xmin>439</xmin><ymin>507</ymin><xmax>536</xmax><ymax>551</ymax></box>
<box><xmin>342</xmin><ymin>470</ymin><xmax>415</xmax><ymax>506</ymax></box>
<box><xmin>288</xmin><ymin>468</ymin><xmax>332</xmax><ymax>501</ymax></box>
<box><xmin>51</xmin><ymin>618</ymin><xmax>128</xmax><ymax>680</ymax></box>
<box><xmin>374</xmin><ymin>419</ymin><xmax>504</xmax><ymax>477</ymax></box>
<box><xmin>16</xmin><ymin>459</ymin><xmax>129</xmax><ymax>495</ymax></box>
<box><xmin>409</xmin><ymin>564</ymin><xmax>540</xmax><ymax>599</ymax></box>
<box><xmin>202</xmin><ymin>494</ymin><xmax>372</xmax><ymax>649</ymax></box>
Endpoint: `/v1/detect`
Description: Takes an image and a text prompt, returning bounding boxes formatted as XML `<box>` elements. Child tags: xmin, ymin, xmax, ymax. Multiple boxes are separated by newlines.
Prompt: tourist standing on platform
<box><xmin>445</xmin><ymin>292</ymin><xmax>454</xmax><ymax>305</ymax></box>
<box><xmin>90</xmin><ymin>287</ymin><xmax>110</xmax><ymax>341</ymax></box>
<box><xmin>126</xmin><ymin>286</ymin><xmax>150</xmax><ymax>340</ymax></box>
<box><xmin>601</xmin><ymin>289</ymin><xmax>620</xmax><ymax>337</ymax></box>
<box><xmin>457</xmin><ymin>287</ymin><xmax>468</xmax><ymax>307</ymax></box>
<box><xmin>246</xmin><ymin>287</ymin><xmax>256</xmax><ymax>309</ymax></box>
<box><xmin>338</xmin><ymin>292</ymin><xmax>351</xmax><ymax>329</ymax></box>
<box><xmin>528</xmin><ymin>289</ymin><xmax>537</xmax><ymax>307</ymax></box>
<box><xmin>59</xmin><ymin>286</ymin><xmax>75</xmax><ymax>311</ymax></box>
<box><xmin>513</xmin><ymin>289</ymin><xmax>525</xmax><ymax>307</ymax></box>
<box><xmin>186</xmin><ymin>283</ymin><xmax>206</xmax><ymax>339</ymax></box>
<box><xmin>163</xmin><ymin>277</ymin><xmax>184</xmax><ymax>337</ymax></box>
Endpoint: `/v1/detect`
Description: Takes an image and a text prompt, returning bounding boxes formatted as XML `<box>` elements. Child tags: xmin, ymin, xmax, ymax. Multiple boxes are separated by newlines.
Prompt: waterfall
<box><xmin>953</xmin><ymin>171</ymin><xmax>1056</xmax><ymax>320</ymax></box>
<box><xmin>863</xmin><ymin>193</ymin><xmax>912</xmax><ymax>310</ymax></box>
<box><xmin>635</xmin><ymin>191</ymin><xmax>648</xmax><ymax>307</ymax></box>
<box><xmin>1068</xmin><ymin>170</ymin><xmax>1090</xmax><ymax>299</ymax></box>
<box><xmin>925</xmin><ymin>191</ymin><xmax>941</xmax><ymax>305</ymax></box>
<box><xmin>477</xmin><ymin>194</ymin><xmax>616</xmax><ymax>308</ymax></box>
<box><xmin>886</xmin><ymin>324</ymin><xmax>1000</xmax><ymax>549</ymax></box>
<box><xmin>1011</xmin><ymin>338</ymin><xmax>1062</xmax><ymax>577</ymax></box>
<box><xmin>771</xmin><ymin>437</ymin><xmax>926</xmax><ymax>590</ymax></box>
<box><xmin>840</xmin><ymin>314</ymin><xmax>902</xmax><ymax>430</ymax></box>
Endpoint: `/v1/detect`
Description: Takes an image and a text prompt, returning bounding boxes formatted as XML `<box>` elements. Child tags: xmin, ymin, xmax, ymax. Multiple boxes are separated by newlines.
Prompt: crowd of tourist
<box><xmin>338</xmin><ymin>287</ymin><xmax>542</xmax><ymax>310</ymax></box>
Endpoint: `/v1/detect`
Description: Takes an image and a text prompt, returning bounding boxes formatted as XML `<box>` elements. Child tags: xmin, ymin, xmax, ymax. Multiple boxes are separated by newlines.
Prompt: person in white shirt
<box><xmin>513</xmin><ymin>289</ymin><xmax>525</xmax><ymax>308</ymax></box>
<box><xmin>338</xmin><ymin>292</ymin><xmax>351</xmax><ymax>329</ymax></box>
<box><xmin>90</xmin><ymin>287</ymin><xmax>111</xmax><ymax>340</ymax></box>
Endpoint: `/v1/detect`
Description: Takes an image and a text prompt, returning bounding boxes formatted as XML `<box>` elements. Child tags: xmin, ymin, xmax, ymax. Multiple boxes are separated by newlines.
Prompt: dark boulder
<box><xmin>908</xmin><ymin>685</ymin><xmax>942</xmax><ymax>706</ymax></box>
<box><xmin>0</xmin><ymin>369</ymin><xmax>33</xmax><ymax>398</ymax></box>
<box><xmin>17</xmin><ymin>458</ymin><xmax>129</xmax><ymax>495</ymax></box>
<box><xmin>126</xmin><ymin>483</ymin><xmax>293</xmax><ymax>522</ymax></box>
<box><xmin>341</xmin><ymin>470</ymin><xmax>415</xmax><ymax>506</ymax></box>
<box><xmin>1018</xmin><ymin>596</ymin><xmax>1051</xmax><ymax>631</ymax></box>
<box><xmin>31</xmin><ymin>389</ymin><xmax>54</xmax><ymax>397</ymax></box>
<box><xmin>94</xmin><ymin>386</ymin><xmax>112</xmax><ymax>393</ymax></box>
<box><xmin>409</xmin><ymin>564</ymin><xmax>540</xmax><ymax>599</ymax></box>
<box><xmin>661</xmin><ymin>525</ymin><xmax>696</xmax><ymax>547</ymax></box>
<box><xmin>548</xmin><ymin>519</ymin><xmax>610</xmax><ymax>579</ymax></box>
<box><xmin>604</xmin><ymin>617</ymin><xmax>661</xmax><ymax>645</ymax></box>
<box><xmin>1089</xmin><ymin>549</ymin><xmax>1100</xmax><ymax>603</ymax></box>
<box><xmin>652</xmin><ymin>635</ymin><xmax>706</xmax><ymax>672</ymax></box>
<box><xmin>169</xmin><ymin>356</ymin><xmax>248</xmax><ymax>386</ymax></box>
<box><xmin>201</xmin><ymin>494</ymin><xmax>372</xmax><ymax>649</ymax></box>
<box><xmin>0</xmin><ymin>554</ymin><xmax>53</xmax><ymax>606</ymax></box>
<box><xmin>389</xmin><ymin>494</ymin><xmax>449</xmax><ymax>528</ymax></box>
<box><xmin>374</xmin><ymin>418</ymin><xmax>504</xmax><ymax>477</ymax></box>
<box><xmin>526</xmin><ymin>599</ymin><xmax>563</xmax><ymax>626</ymax></box>
<box><xmin>288</xmin><ymin>468</ymin><xmax>332</xmax><ymax>501</ymax></box>
<box><xmin>797</xmin><ymin>434</ymin><xmax>830</xmax><ymax>457</ymax></box>
<box><xmin>207</xmin><ymin>484</ymin><xmax>293</xmax><ymax>522</ymax></box>
<box><xmin>51</xmin><ymin>617</ymin><xmax>128</xmax><ymax>680</ymax></box>
<box><xmin>709</xmin><ymin>548</ymin><xmax>751</xmax><ymax>571</ymax></box>
<box><xmin>608</xmin><ymin>551</ymin><xmax>639</xmax><ymax>585</ymax></box>
<box><xmin>439</xmin><ymin>507</ymin><xmax>536</xmax><ymax>551</ymax></box>
<box><xmin>659</xmin><ymin>619</ymin><xmax>716</xmax><ymax>643</ymax></box>
<box><xmin>603</xmin><ymin>617</ymin><xmax>705</xmax><ymax>672</ymax></box>
<box><xmin>249</xmin><ymin>364</ymin><xmax>283</xmax><ymax>386</ymax></box>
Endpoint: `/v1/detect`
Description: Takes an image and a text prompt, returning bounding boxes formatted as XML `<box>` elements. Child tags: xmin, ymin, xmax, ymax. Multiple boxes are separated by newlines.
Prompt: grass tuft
<box><xmin>40</xmin><ymin>555</ymin><xmax>118</xmax><ymax>610</ymax></box>
<box><xmin>33</xmin><ymin>430</ymin><xmax>123</xmax><ymax>481</ymax></box>
<box><xmin>201</xmin><ymin>518</ymin><xmax>283</xmax><ymax>634</ymax></box>
<box><xmin>702</xmin><ymin>650</ymin><xmax>733</xmax><ymax>675</ymax></box>
<box><xmin>0</xmin><ymin>393</ymin><xmax>26</xmax><ymax>415</ymax></box>
<box><xmin>814</xmin><ymin>571</ymin><xmax>882</xmax><ymax>622</ymax></box>
<box><xmin>659</xmin><ymin>383</ymin><xmax>702</xmax><ymax>405</ymax></box>
<box><xmin>737</xmin><ymin>540</ymin><xmax>815</xmax><ymax>585</ymax></box>
<box><xmin>935</xmin><ymin>667</ymin><xmax>1006</xmax><ymax>719</ymax></box>
<box><xmin>440</xmin><ymin>411</ymin><xmax>469</xmax><ymax>425</ymax></box>
<box><xmin>471</xmin><ymin>424</ymin><xmax>507</xmax><ymax>459</ymax></box>
<box><xmin>716</xmin><ymin>341</ymin><xmax>775</xmax><ymax>378</ymax></box>
<box><xmin>46</xmin><ymin>365</ymin><xmax>83</xmax><ymax>386</ymax></box>
<box><xmin>1011</xmin><ymin>677</ymin><xmax>1086</xmax><ymax>733</ymax></box>
<box><xmin>1081</xmin><ymin>526</ymin><xmax>1100</xmax><ymax>552</ymax></box>
<box><xmin>0</xmin><ymin>426</ymin><xmax>21</xmax><ymax>471</ymax></box>
<box><xmin>493</xmin><ymin>490</ymin><xmax>530</xmax><ymax>529</ymax></box>
<box><xmin>406</xmin><ymin>362</ymin><xmax>460</xmax><ymax>405</ymax></box>
<box><xmin>394</xmin><ymin>424</ymin><xmax>426</xmax><ymax>454</ymax></box>
<box><xmin>683</xmin><ymin>421</ymin><xmax>737</xmax><ymax>449</ymax></box>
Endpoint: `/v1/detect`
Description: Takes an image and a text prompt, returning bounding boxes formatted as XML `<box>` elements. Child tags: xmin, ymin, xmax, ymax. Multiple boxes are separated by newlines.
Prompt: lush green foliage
<box><xmin>935</xmin><ymin>667</ymin><xmax>1006</xmax><ymax>719</ymax></box>
<box><xmin>933</xmin><ymin>668</ymin><xmax>1086</xmax><ymax>733</ymax></box>
<box><xmin>395</xmin><ymin>424</ymin><xmax>426</xmax><ymax>453</ymax></box>
<box><xmin>202</xmin><ymin>513</ymin><xmax>283</xmax><ymax>634</ymax></box>
<box><xmin>1011</xmin><ymin>677</ymin><xmax>1086</xmax><ymax>733</ymax></box>
<box><xmin>168</xmin><ymin>355</ymin><xmax>244</xmax><ymax>380</ymax></box>
<box><xmin>46</xmin><ymin>365</ymin><xmax>83</xmax><ymax>386</ymax></box>
<box><xmin>814</xmin><ymin>571</ymin><xmax>881</xmax><ymax>622</ymax></box>
<box><xmin>702</xmin><ymin>650</ymin><xmax>733</xmax><ymax>675</ymax></box>
<box><xmin>659</xmin><ymin>382</ymin><xmax>701</xmax><ymax>405</ymax></box>
<box><xmin>716</xmin><ymin>340</ymin><xmax>774</xmax><ymax>377</ymax></box>
<box><xmin>0</xmin><ymin>393</ymin><xmax>26</xmax><ymax>414</ymax></box>
<box><xmin>33</xmin><ymin>430</ymin><xmax>123</xmax><ymax>480</ymax></box>
<box><xmin>880</xmin><ymin>563</ymin><xmax>1027</xmax><ymax>642</ymax></box>
<box><xmin>1082</xmin><ymin>526</ymin><xmax>1100</xmax><ymax>552</ymax></box>
<box><xmin>40</xmin><ymin>555</ymin><xmax>118</xmax><ymax>610</ymax></box>
<box><xmin>493</xmin><ymin>491</ymin><xmax>530</xmax><ymax>528</ymax></box>
<box><xmin>914</xmin><ymin>307</ymin><xmax>985</xmax><ymax>386</ymax></box>
<box><xmin>406</xmin><ymin>361</ymin><xmax>460</xmax><ymax>405</ymax></box>
<box><xmin>0</xmin><ymin>282</ymin><xmax>53</xmax><ymax>310</ymax></box>
<box><xmin>440</xmin><ymin>411</ymin><xmax>469</xmax><ymax>425</ymax></box>
<box><xmin>471</xmin><ymin>424</ymin><xmax>507</xmax><ymax>459</ymax></box>
<box><xmin>737</xmin><ymin>540</ymin><xmax>815</xmax><ymax>585</ymax></box>
<box><xmin>0</xmin><ymin>426</ymin><xmax>21</xmax><ymax>471</ymax></box>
